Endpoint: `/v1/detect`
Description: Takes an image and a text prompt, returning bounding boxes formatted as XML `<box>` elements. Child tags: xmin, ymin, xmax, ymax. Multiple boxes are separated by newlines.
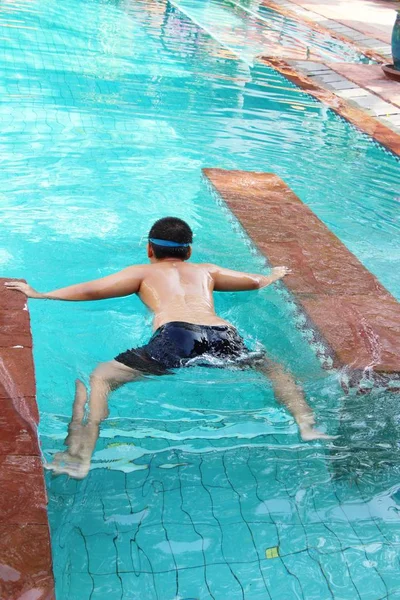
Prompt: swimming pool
<box><xmin>1</xmin><ymin>0</ymin><xmax>400</xmax><ymax>598</ymax></box>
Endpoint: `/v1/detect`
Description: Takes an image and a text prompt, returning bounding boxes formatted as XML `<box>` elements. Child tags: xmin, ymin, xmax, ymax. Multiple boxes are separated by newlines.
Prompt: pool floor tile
<box><xmin>175</xmin><ymin>564</ymin><xmax>214</xmax><ymax>600</ymax></box>
<box><xmin>162</xmin><ymin>487</ymin><xmax>195</xmax><ymax>527</ymax></box>
<box><xmin>316</xmin><ymin>551</ymin><xmax>363</xmax><ymax>600</ymax></box>
<box><xmin>180</xmin><ymin>482</ymin><xmax>215</xmax><ymax>525</ymax></box>
<box><xmin>261</xmin><ymin>556</ymin><xmax>305</xmax><ymax>600</ymax></box>
<box><xmin>158</xmin><ymin>523</ymin><xmax>212</xmax><ymax>570</ymax></box>
<box><xmin>230</xmin><ymin>560</ymin><xmax>273</xmax><ymax>599</ymax></box>
<box><xmin>248</xmin><ymin>522</ymin><xmax>280</xmax><ymax>555</ymax></box>
<box><xmin>342</xmin><ymin>547</ymin><xmax>388</xmax><ymax>600</ymax></box>
<box><xmin>63</xmin><ymin>527</ymin><xmax>90</xmax><ymax>575</ymax></box>
<box><xmin>220</xmin><ymin>520</ymin><xmax>260</xmax><ymax>564</ymax></box>
<box><xmin>120</xmin><ymin>571</ymin><xmax>160</xmax><ymax>600</ymax></box>
<box><xmin>135</xmin><ymin>525</ymin><xmax>179</xmax><ymax>572</ymax></box>
<box><xmin>63</xmin><ymin>573</ymin><xmax>95</xmax><ymax>600</ymax></box>
<box><xmin>85</xmin><ymin>532</ymin><xmax>118</xmax><ymax>576</ymax></box>
<box><xmin>280</xmin><ymin>550</ymin><xmax>333</xmax><ymax>599</ymax></box>
<box><xmin>46</xmin><ymin>438</ymin><xmax>400</xmax><ymax>600</ymax></box>
<box><xmin>154</xmin><ymin>569</ymin><xmax>180</xmax><ymax>600</ymax></box>
<box><xmin>205</xmin><ymin>562</ymin><xmax>247</xmax><ymax>600</ymax></box>
<box><xmin>200</xmin><ymin>521</ymin><xmax>232</xmax><ymax>561</ymax></box>
<box><xmin>90</xmin><ymin>573</ymin><xmax>124</xmax><ymax>600</ymax></box>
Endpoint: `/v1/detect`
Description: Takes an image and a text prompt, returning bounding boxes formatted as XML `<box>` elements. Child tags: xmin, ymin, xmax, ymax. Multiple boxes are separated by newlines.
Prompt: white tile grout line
<box><xmin>270</xmin><ymin>0</ymin><xmax>392</xmax><ymax>61</ymax></box>
<box><xmin>291</xmin><ymin>60</ymin><xmax>400</xmax><ymax>134</ymax></box>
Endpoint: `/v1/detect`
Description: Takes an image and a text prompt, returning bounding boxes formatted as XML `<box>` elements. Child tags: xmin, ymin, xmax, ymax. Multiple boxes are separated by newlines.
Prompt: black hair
<box><xmin>148</xmin><ymin>217</ymin><xmax>193</xmax><ymax>260</ymax></box>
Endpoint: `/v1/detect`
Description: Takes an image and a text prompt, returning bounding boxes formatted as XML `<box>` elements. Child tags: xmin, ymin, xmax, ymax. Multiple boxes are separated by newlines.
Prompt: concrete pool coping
<box><xmin>262</xmin><ymin>0</ymin><xmax>395</xmax><ymax>62</ymax></box>
<box><xmin>203</xmin><ymin>169</ymin><xmax>400</xmax><ymax>388</ymax></box>
<box><xmin>286</xmin><ymin>61</ymin><xmax>400</xmax><ymax>134</ymax></box>
<box><xmin>256</xmin><ymin>0</ymin><xmax>400</xmax><ymax>139</ymax></box>
<box><xmin>259</xmin><ymin>56</ymin><xmax>400</xmax><ymax>155</ymax></box>
<box><xmin>0</xmin><ymin>280</ymin><xmax>55</xmax><ymax>600</ymax></box>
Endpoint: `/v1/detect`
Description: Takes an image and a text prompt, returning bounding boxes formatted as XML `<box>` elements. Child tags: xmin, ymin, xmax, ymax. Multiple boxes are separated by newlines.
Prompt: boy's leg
<box><xmin>87</xmin><ymin>359</ymin><xmax>141</xmax><ymax>423</ymax></box>
<box><xmin>47</xmin><ymin>360</ymin><xmax>142</xmax><ymax>479</ymax></box>
<box><xmin>258</xmin><ymin>359</ymin><xmax>335</xmax><ymax>441</ymax></box>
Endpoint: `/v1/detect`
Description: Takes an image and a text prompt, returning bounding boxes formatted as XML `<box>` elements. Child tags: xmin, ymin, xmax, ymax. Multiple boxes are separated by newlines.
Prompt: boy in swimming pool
<box><xmin>7</xmin><ymin>216</ymin><xmax>333</xmax><ymax>478</ymax></box>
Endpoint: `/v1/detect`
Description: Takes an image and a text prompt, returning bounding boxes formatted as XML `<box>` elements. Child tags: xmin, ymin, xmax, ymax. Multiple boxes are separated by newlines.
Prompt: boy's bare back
<box><xmin>5</xmin><ymin>259</ymin><xmax>288</xmax><ymax>330</ymax></box>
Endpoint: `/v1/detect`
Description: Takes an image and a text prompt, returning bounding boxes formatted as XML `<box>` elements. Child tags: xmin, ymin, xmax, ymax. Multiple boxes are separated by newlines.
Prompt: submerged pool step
<box><xmin>203</xmin><ymin>168</ymin><xmax>400</xmax><ymax>388</ymax></box>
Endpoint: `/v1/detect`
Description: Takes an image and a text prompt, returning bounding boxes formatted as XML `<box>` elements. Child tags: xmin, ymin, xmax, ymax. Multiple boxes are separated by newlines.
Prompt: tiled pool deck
<box><xmin>259</xmin><ymin>56</ymin><xmax>400</xmax><ymax>155</ymax></box>
<box><xmin>0</xmin><ymin>281</ymin><xmax>54</xmax><ymax>600</ymax></box>
<box><xmin>267</xmin><ymin>0</ymin><xmax>397</xmax><ymax>45</ymax></box>
<box><xmin>263</xmin><ymin>0</ymin><xmax>396</xmax><ymax>54</ymax></box>
<box><xmin>259</xmin><ymin>0</ymin><xmax>400</xmax><ymax>139</ymax></box>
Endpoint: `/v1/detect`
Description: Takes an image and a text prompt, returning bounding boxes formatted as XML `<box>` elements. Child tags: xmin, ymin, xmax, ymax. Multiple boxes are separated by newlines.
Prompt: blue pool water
<box><xmin>1</xmin><ymin>0</ymin><xmax>400</xmax><ymax>598</ymax></box>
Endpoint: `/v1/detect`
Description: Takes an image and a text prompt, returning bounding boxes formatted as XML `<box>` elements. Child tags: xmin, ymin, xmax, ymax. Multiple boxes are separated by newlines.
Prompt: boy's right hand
<box><xmin>271</xmin><ymin>266</ymin><xmax>291</xmax><ymax>280</ymax></box>
<box><xmin>4</xmin><ymin>281</ymin><xmax>43</xmax><ymax>298</ymax></box>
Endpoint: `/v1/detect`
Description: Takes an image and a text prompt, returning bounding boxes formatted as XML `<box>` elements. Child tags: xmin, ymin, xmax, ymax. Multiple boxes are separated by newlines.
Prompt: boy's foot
<box><xmin>45</xmin><ymin>451</ymin><xmax>91</xmax><ymax>479</ymax></box>
<box><xmin>299</xmin><ymin>424</ymin><xmax>338</xmax><ymax>441</ymax></box>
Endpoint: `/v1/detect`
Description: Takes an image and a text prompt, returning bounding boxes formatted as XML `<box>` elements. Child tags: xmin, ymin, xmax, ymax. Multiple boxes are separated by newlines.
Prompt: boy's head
<box><xmin>148</xmin><ymin>217</ymin><xmax>193</xmax><ymax>261</ymax></box>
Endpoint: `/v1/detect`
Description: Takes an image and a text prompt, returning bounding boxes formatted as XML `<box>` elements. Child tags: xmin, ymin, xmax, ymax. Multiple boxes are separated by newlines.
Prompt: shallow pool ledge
<box><xmin>0</xmin><ymin>280</ymin><xmax>55</xmax><ymax>599</ymax></box>
<box><xmin>203</xmin><ymin>169</ymin><xmax>400</xmax><ymax>389</ymax></box>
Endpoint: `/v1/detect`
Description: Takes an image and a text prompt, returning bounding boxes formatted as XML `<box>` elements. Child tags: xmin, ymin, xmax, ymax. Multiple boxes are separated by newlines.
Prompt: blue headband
<box><xmin>149</xmin><ymin>237</ymin><xmax>191</xmax><ymax>248</ymax></box>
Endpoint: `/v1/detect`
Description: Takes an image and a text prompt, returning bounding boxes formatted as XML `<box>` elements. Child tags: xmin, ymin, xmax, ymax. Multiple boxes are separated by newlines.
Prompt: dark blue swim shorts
<box><xmin>115</xmin><ymin>321</ymin><xmax>263</xmax><ymax>375</ymax></box>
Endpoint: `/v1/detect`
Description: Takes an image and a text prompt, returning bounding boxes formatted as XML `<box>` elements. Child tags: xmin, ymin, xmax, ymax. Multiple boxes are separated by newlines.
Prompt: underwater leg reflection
<box><xmin>258</xmin><ymin>359</ymin><xmax>337</xmax><ymax>441</ymax></box>
<box><xmin>46</xmin><ymin>355</ymin><xmax>336</xmax><ymax>479</ymax></box>
<box><xmin>46</xmin><ymin>361</ymin><xmax>141</xmax><ymax>479</ymax></box>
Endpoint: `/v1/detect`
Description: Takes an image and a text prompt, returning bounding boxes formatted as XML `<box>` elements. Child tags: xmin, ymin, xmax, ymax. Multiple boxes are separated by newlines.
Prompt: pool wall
<box><xmin>0</xmin><ymin>280</ymin><xmax>54</xmax><ymax>600</ymax></box>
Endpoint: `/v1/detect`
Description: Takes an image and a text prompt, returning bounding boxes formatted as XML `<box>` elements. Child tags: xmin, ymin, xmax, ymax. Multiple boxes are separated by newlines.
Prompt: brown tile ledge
<box><xmin>203</xmin><ymin>169</ymin><xmax>400</xmax><ymax>387</ymax></box>
<box><xmin>258</xmin><ymin>56</ymin><xmax>400</xmax><ymax>157</ymax></box>
<box><xmin>0</xmin><ymin>280</ymin><xmax>55</xmax><ymax>600</ymax></box>
<box><xmin>261</xmin><ymin>0</ymin><xmax>391</xmax><ymax>63</ymax></box>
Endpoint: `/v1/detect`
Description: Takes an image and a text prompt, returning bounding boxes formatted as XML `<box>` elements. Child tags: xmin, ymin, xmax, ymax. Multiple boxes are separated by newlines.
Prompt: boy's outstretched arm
<box><xmin>5</xmin><ymin>265</ymin><xmax>145</xmax><ymax>301</ymax></box>
<box><xmin>208</xmin><ymin>264</ymin><xmax>291</xmax><ymax>292</ymax></box>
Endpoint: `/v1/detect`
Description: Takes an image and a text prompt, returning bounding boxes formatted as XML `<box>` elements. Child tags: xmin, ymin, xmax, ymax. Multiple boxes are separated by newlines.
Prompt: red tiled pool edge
<box><xmin>261</xmin><ymin>0</ymin><xmax>388</xmax><ymax>63</ymax></box>
<box><xmin>203</xmin><ymin>169</ymin><xmax>400</xmax><ymax>387</ymax></box>
<box><xmin>259</xmin><ymin>57</ymin><xmax>400</xmax><ymax>157</ymax></box>
<box><xmin>0</xmin><ymin>280</ymin><xmax>55</xmax><ymax>600</ymax></box>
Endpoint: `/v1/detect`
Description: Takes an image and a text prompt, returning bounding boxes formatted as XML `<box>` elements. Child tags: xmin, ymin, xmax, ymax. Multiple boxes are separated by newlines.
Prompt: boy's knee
<box><xmin>90</xmin><ymin>360</ymin><xmax>139</xmax><ymax>391</ymax></box>
<box><xmin>90</xmin><ymin>361</ymin><xmax>114</xmax><ymax>383</ymax></box>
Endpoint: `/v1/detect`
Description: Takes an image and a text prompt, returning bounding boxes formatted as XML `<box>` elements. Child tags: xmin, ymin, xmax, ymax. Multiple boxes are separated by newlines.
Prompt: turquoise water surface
<box><xmin>1</xmin><ymin>0</ymin><xmax>400</xmax><ymax>598</ymax></box>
